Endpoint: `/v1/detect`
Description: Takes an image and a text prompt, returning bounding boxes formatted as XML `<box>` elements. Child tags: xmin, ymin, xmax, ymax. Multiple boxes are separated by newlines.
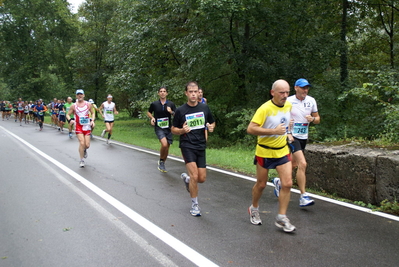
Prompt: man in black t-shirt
<box><xmin>147</xmin><ymin>87</ymin><xmax>177</xmax><ymax>172</ymax></box>
<box><xmin>171</xmin><ymin>81</ymin><xmax>215</xmax><ymax>217</ymax></box>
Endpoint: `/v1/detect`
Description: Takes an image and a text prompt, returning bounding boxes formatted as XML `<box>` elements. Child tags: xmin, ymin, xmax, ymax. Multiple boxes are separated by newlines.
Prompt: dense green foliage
<box><xmin>1</xmin><ymin>0</ymin><xmax>399</xmax><ymax>143</ymax></box>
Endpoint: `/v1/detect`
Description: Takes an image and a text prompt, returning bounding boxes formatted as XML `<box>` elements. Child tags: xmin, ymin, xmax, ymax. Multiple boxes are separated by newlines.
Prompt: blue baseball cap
<box><xmin>75</xmin><ymin>89</ymin><xmax>84</xmax><ymax>94</ymax></box>
<box><xmin>295</xmin><ymin>78</ymin><xmax>311</xmax><ymax>87</ymax></box>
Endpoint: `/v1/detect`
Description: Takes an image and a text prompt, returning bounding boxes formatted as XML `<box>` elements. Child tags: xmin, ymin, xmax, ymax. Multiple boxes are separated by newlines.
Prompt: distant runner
<box><xmin>66</xmin><ymin>89</ymin><xmax>95</xmax><ymax>168</ymax></box>
<box><xmin>99</xmin><ymin>95</ymin><xmax>118</xmax><ymax>144</ymax></box>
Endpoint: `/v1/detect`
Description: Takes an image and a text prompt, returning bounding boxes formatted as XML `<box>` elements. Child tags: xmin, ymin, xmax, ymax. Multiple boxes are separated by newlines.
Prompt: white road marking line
<box><xmin>2</xmin><ymin>126</ymin><xmax>219</xmax><ymax>267</ymax></box>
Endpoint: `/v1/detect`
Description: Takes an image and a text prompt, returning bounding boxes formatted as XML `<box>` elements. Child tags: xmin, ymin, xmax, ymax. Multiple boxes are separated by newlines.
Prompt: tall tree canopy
<box><xmin>0</xmin><ymin>0</ymin><xmax>77</xmax><ymax>100</ymax></box>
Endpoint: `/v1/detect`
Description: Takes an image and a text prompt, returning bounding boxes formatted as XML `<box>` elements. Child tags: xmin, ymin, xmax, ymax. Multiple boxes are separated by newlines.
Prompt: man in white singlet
<box><xmin>99</xmin><ymin>94</ymin><xmax>118</xmax><ymax>144</ymax></box>
<box><xmin>66</xmin><ymin>89</ymin><xmax>95</xmax><ymax>168</ymax></box>
<box><xmin>273</xmin><ymin>78</ymin><xmax>320</xmax><ymax>208</ymax></box>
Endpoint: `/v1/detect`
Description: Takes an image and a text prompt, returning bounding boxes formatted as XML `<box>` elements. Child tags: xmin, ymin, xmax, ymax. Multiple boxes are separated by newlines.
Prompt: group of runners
<box><xmin>1</xmin><ymin>78</ymin><xmax>319</xmax><ymax>233</ymax></box>
<box><xmin>0</xmin><ymin>98</ymin><xmax>49</xmax><ymax>130</ymax></box>
<box><xmin>147</xmin><ymin>79</ymin><xmax>320</xmax><ymax>233</ymax></box>
<box><xmin>0</xmin><ymin>91</ymin><xmax>119</xmax><ymax>168</ymax></box>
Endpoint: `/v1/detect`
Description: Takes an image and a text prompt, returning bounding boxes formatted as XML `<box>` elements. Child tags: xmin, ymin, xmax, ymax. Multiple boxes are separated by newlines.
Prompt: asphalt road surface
<box><xmin>1</xmin><ymin>118</ymin><xmax>398</xmax><ymax>267</ymax></box>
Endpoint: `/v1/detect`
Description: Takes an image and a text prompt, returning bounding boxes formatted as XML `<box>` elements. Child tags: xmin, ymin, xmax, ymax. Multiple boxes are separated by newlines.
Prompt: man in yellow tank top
<box><xmin>247</xmin><ymin>79</ymin><xmax>296</xmax><ymax>233</ymax></box>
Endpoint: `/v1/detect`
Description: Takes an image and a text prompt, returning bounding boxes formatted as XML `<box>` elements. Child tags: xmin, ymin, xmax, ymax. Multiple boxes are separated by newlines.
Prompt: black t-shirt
<box><xmin>58</xmin><ymin>104</ymin><xmax>65</xmax><ymax>115</ymax></box>
<box><xmin>173</xmin><ymin>102</ymin><xmax>215</xmax><ymax>150</ymax></box>
<box><xmin>148</xmin><ymin>99</ymin><xmax>176</xmax><ymax>129</ymax></box>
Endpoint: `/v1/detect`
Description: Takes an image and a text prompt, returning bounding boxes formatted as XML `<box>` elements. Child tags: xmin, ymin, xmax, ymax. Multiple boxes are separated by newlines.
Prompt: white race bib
<box><xmin>185</xmin><ymin>112</ymin><xmax>205</xmax><ymax>130</ymax></box>
<box><xmin>157</xmin><ymin>117</ymin><xmax>169</xmax><ymax>129</ymax></box>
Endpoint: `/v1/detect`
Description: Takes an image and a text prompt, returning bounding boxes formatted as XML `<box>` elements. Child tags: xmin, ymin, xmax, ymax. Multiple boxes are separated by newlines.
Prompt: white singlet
<box><xmin>287</xmin><ymin>95</ymin><xmax>318</xmax><ymax>140</ymax></box>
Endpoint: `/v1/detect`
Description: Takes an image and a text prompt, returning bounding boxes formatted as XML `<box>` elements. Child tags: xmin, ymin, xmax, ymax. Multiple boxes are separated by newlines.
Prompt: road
<box><xmin>1</xmin><ymin>118</ymin><xmax>398</xmax><ymax>267</ymax></box>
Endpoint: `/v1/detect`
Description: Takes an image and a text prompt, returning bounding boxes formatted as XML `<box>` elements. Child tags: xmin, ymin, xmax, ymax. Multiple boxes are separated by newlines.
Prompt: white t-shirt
<box><xmin>102</xmin><ymin>101</ymin><xmax>115</xmax><ymax>121</ymax></box>
<box><xmin>287</xmin><ymin>95</ymin><xmax>318</xmax><ymax>140</ymax></box>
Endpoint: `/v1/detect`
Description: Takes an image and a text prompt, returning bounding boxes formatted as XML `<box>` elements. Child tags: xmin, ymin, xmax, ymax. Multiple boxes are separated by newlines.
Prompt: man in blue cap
<box><xmin>273</xmin><ymin>78</ymin><xmax>320</xmax><ymax>207</ymax></box>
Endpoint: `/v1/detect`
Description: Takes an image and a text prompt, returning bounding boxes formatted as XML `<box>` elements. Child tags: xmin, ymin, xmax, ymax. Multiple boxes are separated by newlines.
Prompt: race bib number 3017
<box><xmin>157</xmin><ymin>117</ymin><xmax>169</xmax><ymax>129</ymax></box>
<box><xmin>185</xmin><ymin>112</ymin><xmax>205</xmax><ymax>130</ymax></box>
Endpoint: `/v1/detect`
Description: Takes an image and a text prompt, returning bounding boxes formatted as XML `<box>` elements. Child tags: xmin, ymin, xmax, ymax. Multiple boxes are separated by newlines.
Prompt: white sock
<box><xmin>250</xmin><ymin>205</ymin><xmax>259</xmax><ymax>210</ymax></box>
<box><xmin>277</xmin><ymin>214</ymin><xmax>287</xmax><ymax>220</ymax></box>
<box><xmin>191</xmin><ymin>197</ymin><xmax>198</xmax><ymax>207</ymax></box>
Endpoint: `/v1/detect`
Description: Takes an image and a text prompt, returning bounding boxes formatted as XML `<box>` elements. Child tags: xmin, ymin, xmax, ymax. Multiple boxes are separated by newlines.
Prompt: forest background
<box><xmin>1</xmin><ymin>0</ymin><xmax>399</xmax><ymax>147</ymax></box>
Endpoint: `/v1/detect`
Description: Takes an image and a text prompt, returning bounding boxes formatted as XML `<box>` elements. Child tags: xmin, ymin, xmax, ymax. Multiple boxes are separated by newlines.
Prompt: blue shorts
<box><xmin>181</xmin><ymin>148</ymin><xmax>206</xmax><ymax>168</ymax></box>
<box><xmin>254</xmin><ymin>155</ymin><xmax>291</xmax><ymax>169</ymax></box>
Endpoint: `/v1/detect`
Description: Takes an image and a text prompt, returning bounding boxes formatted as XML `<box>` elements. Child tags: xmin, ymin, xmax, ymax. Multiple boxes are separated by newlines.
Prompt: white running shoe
<box><xmin>273</xmin><ymin>177</ymin><xmax>281</xmax><ymax>197</ymax></box>
<box><xmin>181</xmin><ymin>173</ymin><xmax>190</xmax><ymax>192</ymax></box>
<box><xmin>248</xmin><ymin>206</ymin><xmax>262</xmax><ymax>225</ymax></box>
<box><xmin>275</xmin><ymin>216</ymin><xmax>296</xmax><ymax>232</ymax></box>
<box><xmin>79</xmin><ymin>160</ymin><xmax>85</xmax><ymax>168</ymax></box>
<box><xmin>190</xmin><ymin>204</ymin><xmax>201</xmax><ymax>216</ymax></box>
<box><xmin>101</xmin><ymin>130</ymin><xmax>106</xmax><ymax>138</ymax></box>
<box><xmin>299</xmin><ymin>194</ymin><xmax>315</xmax><ymax>207</ymax></box>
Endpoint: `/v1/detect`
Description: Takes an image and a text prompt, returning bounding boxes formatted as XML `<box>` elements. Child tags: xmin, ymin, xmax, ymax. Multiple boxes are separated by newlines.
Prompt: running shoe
<box><xmin>83</xmin><ymin>149</ymin><xmax>88</xmax><ymax>158</ymax></box>
<box><xmin>273</xmin><ymin>177</ymin><xmax>281</xmax><ymax>198</ymax></box>
<box><xmin>275</xmin><ymin>216</ymin><xmax>296</xmax><ymax>232</ymax></box>
<box><xmin>248</xmin><ymin>206</ymin><xmax>262</xmax><ymax>225</ymax></box>
<box><xmin>158</xmin><ymin>160</ymin><xmax>167</xmax><ymax>173</ymax></box>
<box><xmin>69</xmin><ymin>133</ymin><xmax>73</xmax><ymax>139</ymax></box>
<box><xmin>79</xmin><ymin>160</ymin><xmax>85</xmax><ymax>168</ymax></box>
<box><xmin>181</xmin><ymin>173</ymin><xmax>190</xmax><ymax>192</ymax></box>
<box><xmin>190</xmin><ymin>204</ymin><xmax>201</xmax><ymax>216</ymax></box>
<box><xmin>58</xmin><ymin>127</ymin><xmax>61</xmax><ymax>131</ymax></box>
<box><xmin>106</xmin><ymin>139</ymin><xmax>109</xmax><ymax>144</ymax></box>
<box><xmin>299</xmin><ymin>194</ymin><xmax>315</xmax><ymax>207</ymax></box>
<box><xmin>101</xmin><ymin>130</ymin><xmax>106</xmax><ymax>138</ymax></box>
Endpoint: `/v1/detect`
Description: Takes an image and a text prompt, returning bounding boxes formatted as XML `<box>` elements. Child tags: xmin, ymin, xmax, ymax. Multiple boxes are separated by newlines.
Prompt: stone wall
<box><xmin>304</xmin><ymin>144</ymin><xmax>399</xmax><ymax>205</ymax></box>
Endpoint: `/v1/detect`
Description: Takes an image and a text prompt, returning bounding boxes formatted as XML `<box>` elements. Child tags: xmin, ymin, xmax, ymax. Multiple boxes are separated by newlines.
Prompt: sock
<box><xmin>277</xmin><ymin>214</ymin><xmax>287</xmax><ymax>220</ymax></box>
<box><xmin>160</xmin><ymin>159</ymin><xmax>164</xmax><ymax>162</ymax></box>
<box><xmin>108</xmin><ymin>133</ymin><xmax>111</xmax><ymax>139</ymax></box>
<box><xmin>250</xmin><ymin>205</ymin><xmax>259</xmax><ymax>210</ymax></box>
<box><xmin>191</xmin><ymin>197</ymin><xmax>198</xmax><ymax>207</ymax></box>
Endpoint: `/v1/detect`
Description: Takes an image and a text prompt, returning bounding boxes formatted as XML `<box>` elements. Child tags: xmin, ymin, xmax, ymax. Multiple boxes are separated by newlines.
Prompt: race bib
<box><xmin>157</xmin><ymin>117</ymin><xmax>169</xmax><ymax>129</ymax></box>
<box><xmin>79</xmin><ymin>116</ymin><xmax>90</xmax><ymax>125</ymax></box>
<box><xmin>18</xmin><ymin>106</ymin><xmax>24</xmax><ymax>111</ymax></box>
<box><xmin>293</xmin><ymin>123</ymin><xmax>309</xmax><ymax>134</ymax></box>
<box><xmin>185</xmin><ymin>112</ymin><xmax>205</xmax><ymax>130</ymax></box>
<box><xmin>106</xmin><ymin>110</ymin><xmax>113</xmax><ymax>114</ymax></box>
<box><xmin>59</xmin><ymin>111</ymin><xmax>65</xmax><ymax>115</ymax></box>
<box><xmin>38</xmin><ymin>112</ymin><xmax>44</xmax><ymax>116</ymax></box>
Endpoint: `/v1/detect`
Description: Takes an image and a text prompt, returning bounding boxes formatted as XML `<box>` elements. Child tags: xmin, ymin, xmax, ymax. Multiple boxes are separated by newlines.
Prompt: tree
<box><xmin>70</xmin><ymin>0</ymin><xmax>119</xmax><ymax>104</ymax></box>
<box><xmin>0</xmin><ymin>0</ymin><xmax>77</xmax><ymax>100</ymax></box>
